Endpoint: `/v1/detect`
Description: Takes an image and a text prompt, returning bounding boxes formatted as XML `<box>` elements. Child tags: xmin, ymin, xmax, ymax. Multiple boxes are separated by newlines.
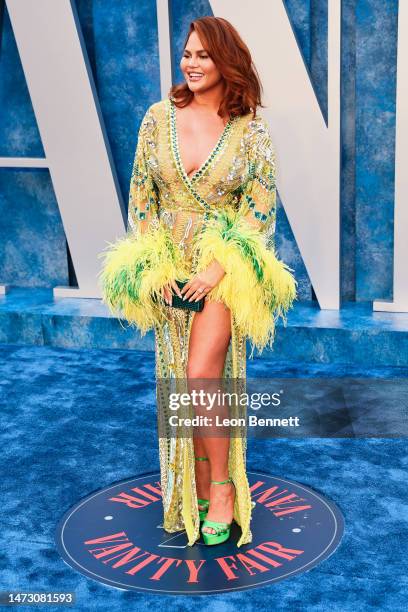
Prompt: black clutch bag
<box><xmin>169</xmin><ymin>280</ymin><xmax>205</xmax><ymax>312</ymax></box>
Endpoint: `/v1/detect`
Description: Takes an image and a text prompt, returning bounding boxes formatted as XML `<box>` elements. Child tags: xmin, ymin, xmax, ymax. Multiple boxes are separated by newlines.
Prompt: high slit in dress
<box><xmin>99</xmin><ymin>97</ymin><xmax>298</xmax><ymax>547</ymax></box>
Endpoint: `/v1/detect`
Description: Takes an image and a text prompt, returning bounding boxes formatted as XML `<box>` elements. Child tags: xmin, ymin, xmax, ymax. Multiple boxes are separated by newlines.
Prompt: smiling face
<box><xmin>180</xmin><ymin>30</ymin><xmax>224</xmax><ymax>93</ymax></box>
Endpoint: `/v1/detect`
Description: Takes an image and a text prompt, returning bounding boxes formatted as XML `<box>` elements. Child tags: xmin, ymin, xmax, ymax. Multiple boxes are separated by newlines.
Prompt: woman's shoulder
<box><xmin>240</xmin><ymin>110</ymin><xmax>270</xmax><ymax>131</ymax></box>
<box><xmin>138</xmin><ymin>99</ymin><xmax>168</xmax><ymax>136</ymax></box>
<box><xmin>240</xmin><ymin>111</ymin><xmax>275</xmax><ymax>162</ymax></box>
<box><xmin>144</xmin><ymin>98</ymin><xmax>169</xmax><ymax>118</ymax></box>
<box><xmin>241</xmin><ymin>111</ymin><xmax>273</xmax><ymax>144</ymax></box>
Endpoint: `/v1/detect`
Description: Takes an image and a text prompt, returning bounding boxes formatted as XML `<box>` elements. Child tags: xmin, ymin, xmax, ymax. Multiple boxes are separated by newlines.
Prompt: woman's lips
<box><xmin>188</xmin><ymin>73</ymin><xmax>204</xmax><ymax>81</ymax></box>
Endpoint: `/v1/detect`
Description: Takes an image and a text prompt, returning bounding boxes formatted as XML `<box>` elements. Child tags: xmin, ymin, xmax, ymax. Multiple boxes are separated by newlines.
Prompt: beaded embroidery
<box><xmin>126</xmin><ymin>98</ymin><xmax>281</xmax><ymax>548</ymax></box>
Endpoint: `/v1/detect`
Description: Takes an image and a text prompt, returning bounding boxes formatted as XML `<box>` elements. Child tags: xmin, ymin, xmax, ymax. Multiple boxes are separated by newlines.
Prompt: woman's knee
<box><xmin>187</xmin><ymin>359</ymin><xmax>222</xmax><ymax>380</ymax></box>
<box><xmin>187</xmin><ymin>340</ymin><xmax>231</xmax><ymax>377</ymax></box>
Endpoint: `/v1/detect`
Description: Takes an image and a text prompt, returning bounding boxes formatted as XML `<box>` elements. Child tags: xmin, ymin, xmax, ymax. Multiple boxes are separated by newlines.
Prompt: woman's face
<box><xmin>180</xmin><ymin>30</ymin><xmax>223</xmax><ymax>92</ymax></box>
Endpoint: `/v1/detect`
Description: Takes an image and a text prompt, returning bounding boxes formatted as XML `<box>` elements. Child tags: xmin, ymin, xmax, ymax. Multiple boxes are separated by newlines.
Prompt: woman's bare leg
<box><xmin>187</xmin><ymin>299</ymin><xmax>235</xmax><ymax>535</ymax></box>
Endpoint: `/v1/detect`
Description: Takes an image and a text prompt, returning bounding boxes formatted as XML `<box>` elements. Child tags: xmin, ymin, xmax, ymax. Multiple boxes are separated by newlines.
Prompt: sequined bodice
<box><xmin>101</xmin><ymin>97</ymin><xmax>295</xmax><ymax>550</ymax></box>
<box><xmin>127</xmin><ymin>97</ymin><xmax>277</xmax><ymax>267</ymax></box>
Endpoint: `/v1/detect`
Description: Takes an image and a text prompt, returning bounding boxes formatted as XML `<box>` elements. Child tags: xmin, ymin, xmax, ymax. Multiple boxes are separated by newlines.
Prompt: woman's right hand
<box><xmin>161</xmin><ymin>279</ymin><xmax>183</xmax><ymax>305</ymax></box>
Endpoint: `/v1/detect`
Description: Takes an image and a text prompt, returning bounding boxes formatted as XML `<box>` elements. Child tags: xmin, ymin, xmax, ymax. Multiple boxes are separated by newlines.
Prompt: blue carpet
<box><xmin>0</xmin><ymin>343</ymin><xmax>407</xmax><ymax>610</ymax></box>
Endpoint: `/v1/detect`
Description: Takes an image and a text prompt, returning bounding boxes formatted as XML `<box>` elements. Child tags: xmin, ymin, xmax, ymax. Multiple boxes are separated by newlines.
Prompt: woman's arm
<box><xmin>237</xmin><ymin>115</ymin><xmax>277</xmax><ymax>247</ymax></box>
<box><xmin>98</xmin><ymin>106</ymin><xmax>187</xmax><ymax>333</ymax></box>
<box><xmin>127</xmin><ymin>108</ymin><xmax>160</xmax><ymax>236</ymax></box>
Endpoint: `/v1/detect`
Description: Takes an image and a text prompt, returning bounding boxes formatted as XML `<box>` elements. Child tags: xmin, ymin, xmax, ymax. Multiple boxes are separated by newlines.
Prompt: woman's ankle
<box><xmin>202</xmin><ymin>482</ymin><xmax>235</xmax><ymax>533</ymax></box>
<box><xmin>209</xmin><ymin>468</ymin><xmax>230</xmax><ymax>483</ymax></box>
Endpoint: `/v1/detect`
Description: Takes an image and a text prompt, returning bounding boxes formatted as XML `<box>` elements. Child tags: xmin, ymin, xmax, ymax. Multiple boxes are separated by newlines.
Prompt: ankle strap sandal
<box><xmin>201</xmin><ymin>477</ymin><xmax>235</xmax><ymax>545</ymax></box>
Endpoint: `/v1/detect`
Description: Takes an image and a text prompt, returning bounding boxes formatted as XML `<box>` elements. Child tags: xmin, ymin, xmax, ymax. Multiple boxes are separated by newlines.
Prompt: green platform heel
<box><xmin>201</xmin><ymin>477</ymin><xmax>235</xmax><ymax>546</ymax></box>
<box><xmin>195</xmin><ymin>456</ymin><xmax>210</xmax><ymax>521</ymax></box>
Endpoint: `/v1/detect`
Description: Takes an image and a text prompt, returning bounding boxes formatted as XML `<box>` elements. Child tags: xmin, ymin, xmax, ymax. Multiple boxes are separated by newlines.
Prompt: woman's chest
<box><xmin>175</xmin><ymin>113</ymin><xmax>231</xmax><ymax>178</ymax></box>
<box><xmin>145</xmin><ymin>107</ymin><xmax>251</xmax><ymax>196</ymax></box>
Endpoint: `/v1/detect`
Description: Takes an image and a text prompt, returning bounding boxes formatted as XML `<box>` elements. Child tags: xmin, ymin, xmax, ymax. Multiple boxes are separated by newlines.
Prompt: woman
<box><xmin>99</xmin><ymin>16</ymin><xmax>297</xmax><ymax>547</ymax></box>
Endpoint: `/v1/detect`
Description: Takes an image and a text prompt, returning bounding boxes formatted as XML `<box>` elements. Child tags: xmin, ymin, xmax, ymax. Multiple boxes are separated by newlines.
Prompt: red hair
<box><xmin>169</xmin><ymin>16</ymin><xmax>265</xmax><ymax>119</ymax></box>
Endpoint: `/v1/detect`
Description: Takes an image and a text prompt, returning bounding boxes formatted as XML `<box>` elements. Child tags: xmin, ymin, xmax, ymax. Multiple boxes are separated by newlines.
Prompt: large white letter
<box><xmin>3</xmin><ymin>0</ymin><xmax>125</xmax><ymax>298</ymax></box>
<box><xmin>211</xmin><ymin>0</ymin><xmax>341</xmax><ymax>309</ymax></box>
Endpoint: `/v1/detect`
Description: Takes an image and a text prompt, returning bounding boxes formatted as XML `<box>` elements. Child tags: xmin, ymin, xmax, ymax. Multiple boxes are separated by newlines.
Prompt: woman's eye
<box><xmin>183</xmin><ymin>54</ymin><xmax>208</xmax><ymax>59</ymax></box>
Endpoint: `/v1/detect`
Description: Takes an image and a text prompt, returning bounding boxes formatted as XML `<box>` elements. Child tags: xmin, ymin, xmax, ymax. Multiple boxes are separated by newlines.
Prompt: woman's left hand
<box><xmin>181</xmin><ymin>259</ymin><xmax>226</xmax><ymax>302</ymax></box>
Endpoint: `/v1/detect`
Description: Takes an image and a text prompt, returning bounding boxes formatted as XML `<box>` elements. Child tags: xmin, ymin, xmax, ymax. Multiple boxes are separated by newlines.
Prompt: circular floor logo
<box><xmin>55</xmin><ymin>472</ymin><xmax>344</xmax><ymax>595</ymax></box>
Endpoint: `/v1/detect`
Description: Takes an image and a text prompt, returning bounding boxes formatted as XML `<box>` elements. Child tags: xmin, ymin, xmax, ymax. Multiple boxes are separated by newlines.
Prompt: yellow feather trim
<box><xmin>97</xmin><ymin>224</ymin><xmax>190</xmax><ymax>335</ymax></box>
<box><xmin>193</xmin><ymin>210</ymin><xmax>298</xmax><ymax>357</ymax></box>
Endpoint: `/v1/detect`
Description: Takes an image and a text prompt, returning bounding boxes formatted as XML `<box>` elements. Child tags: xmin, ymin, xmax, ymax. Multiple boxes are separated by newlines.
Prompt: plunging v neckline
<box><xmin>168</xmin><ymin>98</ymin><xmax>235</xmax><ymax>187</ymax></box>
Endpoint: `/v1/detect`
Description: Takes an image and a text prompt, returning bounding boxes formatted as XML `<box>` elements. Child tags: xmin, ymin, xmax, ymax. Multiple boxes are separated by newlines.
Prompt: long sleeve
<box><xmin>237</xmin><ymin>116</ymin><xmax>277</xmax><ymax>249</ymax></box>
<box><xmin>98</xmin><ymin>106</ymin><xmax>188</xmax><ymax>334</ymax></box>
<box><xmin>127</xmin><ymin>109</ymin><xmax>160</xmax><ymax>237</ymax></box>
<box><xmin>193</xmin><ymin>115</ymin><xmax>297</xmax><ymax>357</ymax></box>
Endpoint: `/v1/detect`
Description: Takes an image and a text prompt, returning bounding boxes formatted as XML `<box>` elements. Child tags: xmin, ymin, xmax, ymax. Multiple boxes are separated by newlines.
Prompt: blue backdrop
<box><xmin>0</xmin><ymin>0</ymin><xmax>398</xmax><ymax>304</ymax></box>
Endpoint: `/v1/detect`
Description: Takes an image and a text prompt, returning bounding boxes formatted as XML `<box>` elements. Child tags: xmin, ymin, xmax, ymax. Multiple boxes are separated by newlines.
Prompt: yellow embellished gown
<box><xmin>99</xmin><ymin>97</ymin><xmax>297</xmax><ymax>547</ymax></box>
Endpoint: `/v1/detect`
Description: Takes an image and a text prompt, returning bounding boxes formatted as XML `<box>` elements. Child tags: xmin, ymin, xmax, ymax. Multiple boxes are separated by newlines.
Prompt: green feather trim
<box><xmin>97</xmin><ymin>224</ymin><xmax>189</xmax><ymax>334</ymax></box>
<box><xmin>193</xmin><ymin>207</ymin><xmax>298</xmax><ymax>357</ymax></box>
